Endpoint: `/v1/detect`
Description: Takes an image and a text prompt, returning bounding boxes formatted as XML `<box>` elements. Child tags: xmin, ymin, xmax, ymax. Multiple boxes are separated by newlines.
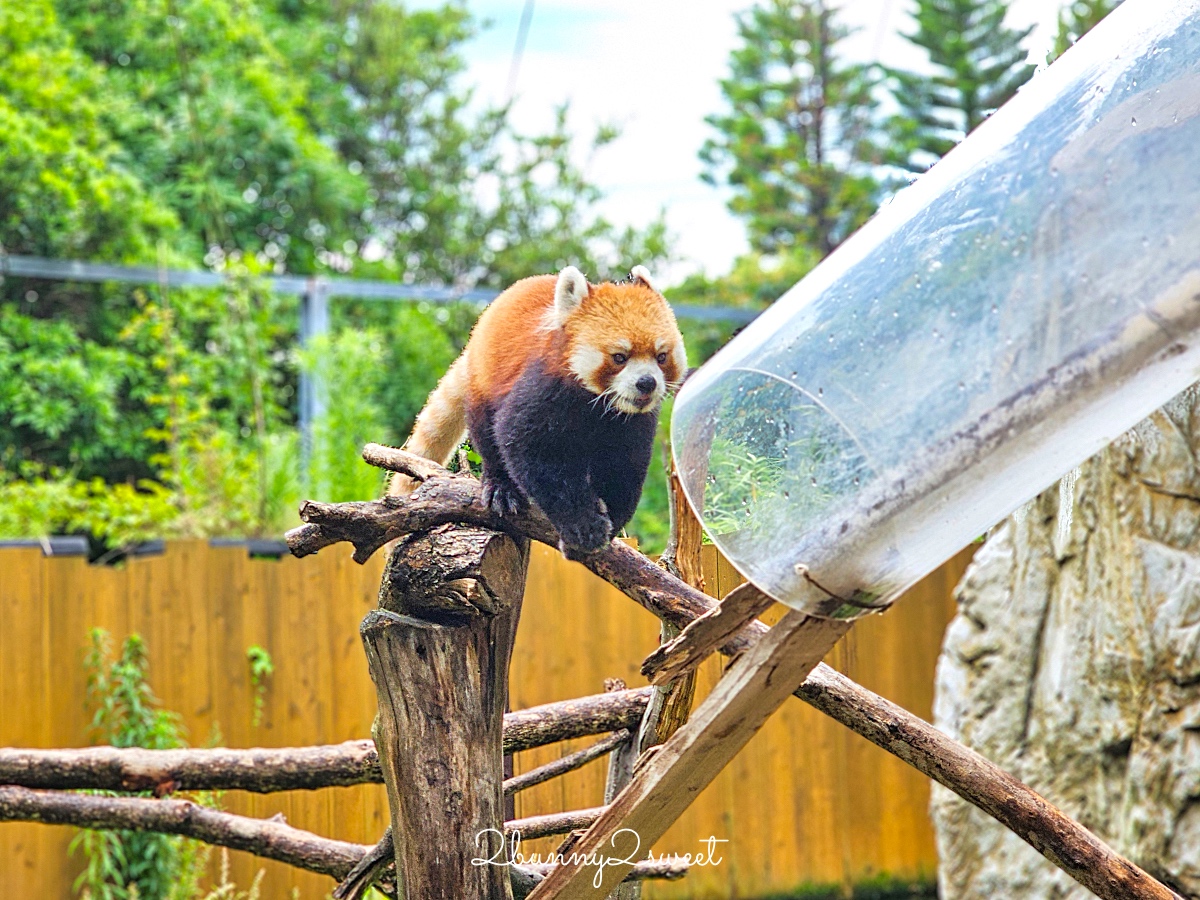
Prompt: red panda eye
<box><xmin>656</xmin><ymin>352</ymin><xmax>668</xmax><ymax>365</ymax></box>
<box><xmin>612</xmin><ymin>353</ymin><xmax>628</xmax><ymax>365</ymax></box>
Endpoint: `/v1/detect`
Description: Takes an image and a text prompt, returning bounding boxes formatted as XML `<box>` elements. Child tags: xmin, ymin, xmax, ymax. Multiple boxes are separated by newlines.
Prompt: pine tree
<box><xmin>1051</xmin><ymin>0</ymin><xmax>1124</xmax><ymax>61</ymax></box>
<box><xmin>701</xmin><ymin>0</ymin><xmax>882</xmax><ymax>258</ymax></box>
<box><xmin>887</xmin><ymin>0</ymin><xmax>1036</xmax><ymax>172</ymax></box>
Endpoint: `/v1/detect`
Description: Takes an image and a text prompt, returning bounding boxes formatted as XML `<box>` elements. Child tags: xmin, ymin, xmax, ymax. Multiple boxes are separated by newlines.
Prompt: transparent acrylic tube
<box><xmin>672</xmin><ymin>0</ymin><xmax>1200</xmax><ymax>618</ymax></box>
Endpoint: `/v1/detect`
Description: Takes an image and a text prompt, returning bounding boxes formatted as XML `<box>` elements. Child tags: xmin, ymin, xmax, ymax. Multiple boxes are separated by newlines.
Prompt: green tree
<box><xmin>476</xmin><ymin>111</ymin><xmax>671</xmax><ymax>288</ymax></box>
<box><xmin>54</xmin><ymin>0</ymin><xmax>363</xmax><ymax>271</ymax></box>
<box><xmin>0</xmin><ymin>1</ymin><xmax>177</xmax><ymax>261</ymax></box>
<box><xmin>887</xmin><ymin>0</ymin><xmax>1036</xmax><ymax>172</ymax></box>
<box><xmin>1051</xmin><ymin>0</ymin><xmax>1123</xmax><ymax>61</ymax></box>
<box><xmin>0</xmin><ymin>0</ymin><xmax>670</xmax><ymax>541</ymax></box>
<box><xmin>701</xmin><ymin>0</ymin><xmax>882</xmax><ymax>258</ymax></box>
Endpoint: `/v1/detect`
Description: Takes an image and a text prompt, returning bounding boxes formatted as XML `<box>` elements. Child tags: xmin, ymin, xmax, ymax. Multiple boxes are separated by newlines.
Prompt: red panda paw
<box><xmin>481</xmin><ymin>477</ymin><xmax>525</xmax><ymax>518</ymax></box>
<box><xmin>556</xmin><ymin>514</ymin><xmax>613</xmax><ymax>561</ymax></box>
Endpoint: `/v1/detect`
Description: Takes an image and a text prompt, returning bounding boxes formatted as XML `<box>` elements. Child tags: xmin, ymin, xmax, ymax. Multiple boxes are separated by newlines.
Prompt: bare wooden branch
<box><xmin>797</xmin><ymin>664</ymin><xmax>1185</xmax><ymax>900</ymax></box>
<box><xmin>657</xmin><ymin>448</ymin><xmax>706</xmax><ymax>594</ymax></box>
<box><xmin>362</xmin><ymin>442</ymin><xmax>449</xmax><ymax>482</ymax></box>
<box><xmin>0</xmin><ymin>742</ymin><xmax>378</xmax><ymax>794</ymax></box>
<box><xmin>502</xmin><ymin>689</ymin><xmax>652</xmax><ymax>755</ymax></box>
<box><xmin>288</xmin><ymin>471</ymin><xmax>520</xmax><ymax>564</ymax></box>
<box><xmin>286</xmin><ymin>465</ymin><xmax>754</xmax><ymax>652</ymax></box>
<box><xmin>641</xmin><ymin>583</ymin><xmax>775</xmax><ymax>686</ymax></box>
<box><xmin>0</xmin><ymin>690</ymin><xmax>650</xmax><ymax>794</ymax></box>
<box><xmin>0</xmin><ymin>785</ymin><xmax>369</xmax><ymax>878</ymax></box>
<box><xmin>638</xmin><ymin>450</ymin><xmax>703</xmax><ymax>745</ymax></box>
<box><xmin>512</xmin><ymin>859</ymin><xmax>684</xmax><ymax>900</ymax></box>
<box><xmin>0</xmin><ymin>788</ymin><xmax>638</xmax><ymax>899</ymax></box>
<box><xmin>0</xmin><ymin>690</ymin><xmax>650</xmax><ymax>798</ymax></box>
<box><xmin>602</xmin><ymin>681</ymin><xmax>636</xmax><ymax>826</ymax></box>
<box><xmin>506</xmin><ymin>806</ymin><xmax>607</xmax><ymax>840</ymax></box>
<box><xmin>504</xmin><ymin>732</ymin><xmax>631</xmax><ymax>797</ymax></box>
<box><xmin>524</xmin><ymin>860</ymin><xmax>688</xmax><ymax>882</ymax></box>
<box><xmin>332</xmin><ymin>830</ymin><xmax>396</xmax><ymax>900</ymax></box>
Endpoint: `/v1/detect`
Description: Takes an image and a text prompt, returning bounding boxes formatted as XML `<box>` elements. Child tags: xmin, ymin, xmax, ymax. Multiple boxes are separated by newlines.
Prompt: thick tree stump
<box><xmin>361</xmin><ymin>524</ymin><xmax>529</xmax><ymax>900</ymax></box>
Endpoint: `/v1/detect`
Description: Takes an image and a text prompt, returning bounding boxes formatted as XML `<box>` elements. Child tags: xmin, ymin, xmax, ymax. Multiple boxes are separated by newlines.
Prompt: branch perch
<box><xmin>287</xmin><ymin>444</ymin><xmax>1182</xmax><ymax>900</ymax></box>
<box><xmin>0</xmin><ymin>787</ymin><xmax>671</xmax><ymax>898</ymax></box>
<box><xmin>0</xmin><ymin>689</ymin><xmax>652</xmax><ymax>793</ymax></box>
<box><xmin>286</xmin><ymin>447</ymin><xmax>753</xmax><ymax>647</ymax></box>
<box><xmin>504</xmin><ymin>731</ymin><xmax>631</xmax><ymax>797</ymax></box>
<box><xmin>506</xmin><ymin>806</ymin><xmax>607</xmax><ymax>840</ymax></box>
<box><xmin>0</xmin><ymin>785</ymin><xmax>368</xmax><ymax>878</ymax></box>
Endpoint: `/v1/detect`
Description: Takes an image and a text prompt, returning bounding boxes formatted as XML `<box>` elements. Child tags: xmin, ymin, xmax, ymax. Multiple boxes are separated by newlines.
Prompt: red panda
<box><xmin>391</xmin><ymin>265</ymin><xmax>687</xmax><ymax>558</ymax></box>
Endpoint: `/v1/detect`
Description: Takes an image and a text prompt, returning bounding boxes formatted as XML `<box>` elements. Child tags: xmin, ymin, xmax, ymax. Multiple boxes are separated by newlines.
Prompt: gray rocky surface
<box><xmin>933</xmin><ymin>387</ymin><xmax>1200</xmax><ymax>899</ymax></box>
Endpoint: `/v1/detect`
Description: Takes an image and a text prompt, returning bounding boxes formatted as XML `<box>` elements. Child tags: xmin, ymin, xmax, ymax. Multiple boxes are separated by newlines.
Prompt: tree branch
<box><xmin>0</xmin><ymin>742</ymin><xmax>378</xmax><ymax>794</ymax></box>
<box><xmin>797</xmin><ymin>665</ymin><xmax>1184</xmax><ymax>900</ymax></box>
<box><xmin>525</xmin><ymin>859</ymin><xmax>687</xmax><ymax>882</ymax></box>
<box><xmin>0</xmin><ymin>689</ymin><xmax>652</xmax><ymax>793</ymax></box>
<box><xmin>505</xmin><ymin>806</ymin><xmax>606</xmax><ymax>840</ymax></box>
<box><xmin>0</xmin><ymin>787</ymin><xmax>670</xmax><ymax>898</ymax></box>
<box><xmin>285</xmin><ymin>448</ymin><xmax>751</xmax><ymax>648</ymax></box>
<box><xmin>362</xmin><ymin>442</ymin><xmax>450</xmax><ymax>483</ymax></box>
<box><xmin>504</xmin><ymin>731</ymin><xmax>631</xmax><ymax>797</ymax></box>
<box><xmin>0</xmin><ymin>785</ymin><xmax>368</xmax><ymax>878</ymax></box>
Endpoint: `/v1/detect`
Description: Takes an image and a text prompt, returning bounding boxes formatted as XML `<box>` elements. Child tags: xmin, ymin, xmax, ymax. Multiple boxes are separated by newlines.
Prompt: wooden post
<box><xmin>361</xmin><ymin>524</ymin><xmax>529</xmax><ymax>900</ymax></box>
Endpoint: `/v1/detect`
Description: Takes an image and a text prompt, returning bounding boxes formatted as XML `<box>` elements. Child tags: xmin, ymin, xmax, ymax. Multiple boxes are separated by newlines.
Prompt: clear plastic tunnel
<box><xmin>672</xmin><ymin>0</ymin><xmax>1200</xmax><ymax>618</ymax></box>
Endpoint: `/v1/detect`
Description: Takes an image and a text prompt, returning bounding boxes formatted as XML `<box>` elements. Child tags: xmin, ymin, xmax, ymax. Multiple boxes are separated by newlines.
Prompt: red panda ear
<box><xmin>554</xmin><ymin>266</ymin><xmax>590</xmax><ymax>322</ymax></box>
<box><xmin>629</xmin><ymin>265</ymin><xmax>658</xmax><ymax>292</ymax></box>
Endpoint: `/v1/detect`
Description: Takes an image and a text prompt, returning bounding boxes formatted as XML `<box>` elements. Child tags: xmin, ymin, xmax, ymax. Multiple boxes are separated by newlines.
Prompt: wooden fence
<box><xmin>0</xmin><ymin>540</ymin><xmax>974</xmax><ymax>898</ymax></box>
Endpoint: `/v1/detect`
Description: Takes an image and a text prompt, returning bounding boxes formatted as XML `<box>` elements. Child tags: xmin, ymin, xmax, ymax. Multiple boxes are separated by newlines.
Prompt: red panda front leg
<box><xmin>467</xmin><ymin>403</ymin><xmax>526</xmax><ymax>517</ymax></box>
<box><xmin>506</xmin><ymin>450</ymin><xmax>613</xmax><ymax>560</ymax></box>
<box><xmin>489</xmin><ymin>363</ymin><xmax>613</xmax><ymax>558</ymax></box>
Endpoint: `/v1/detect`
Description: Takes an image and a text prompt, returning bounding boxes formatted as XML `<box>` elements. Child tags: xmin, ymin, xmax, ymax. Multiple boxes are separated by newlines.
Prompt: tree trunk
<box><xmin>933</xmin><ymin>386</ymin><xmax>1200</xmax><ymax>899</ymax></box>
<box><xmin>361</xmin><ymin>524</ymin><xmax>529</xmax><ymax>900</ymax></box>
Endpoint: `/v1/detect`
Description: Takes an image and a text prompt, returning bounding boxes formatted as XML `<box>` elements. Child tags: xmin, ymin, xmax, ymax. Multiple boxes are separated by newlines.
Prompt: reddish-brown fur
<box><xmin>465</xmin><ymin>275</ymin><xmax>684</xmax><ymax>404</ymax></box>
<box><xmin>391</xmin><ymin>269</ymin><xmax>686</xmax><ymax>504</ymax></box>
<box><xmin>465</xmin><ymin>275</ymin><xmax>564</xmax><ymax>402</ymax></box>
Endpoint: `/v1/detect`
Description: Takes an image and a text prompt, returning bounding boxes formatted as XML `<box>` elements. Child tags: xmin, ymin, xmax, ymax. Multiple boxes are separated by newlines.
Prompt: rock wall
<box><xmin>933</xmin><ymin>387</ymin><xmax>1200</xmax><ymax>899</ymax></box>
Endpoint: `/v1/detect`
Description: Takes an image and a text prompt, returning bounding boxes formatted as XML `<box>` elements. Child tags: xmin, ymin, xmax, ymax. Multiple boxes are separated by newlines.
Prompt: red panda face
<box><xmin>556</xmin><ymin>268</ymin><xmax>687</xmax><ymax>415</ymax></box>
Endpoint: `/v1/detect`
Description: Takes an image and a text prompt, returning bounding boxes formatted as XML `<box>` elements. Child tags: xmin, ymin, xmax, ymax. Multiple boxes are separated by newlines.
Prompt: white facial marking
<box><xmin>671</xmin><ymin>343</ymin><xmax>688</xmax><ymax>383</ymax></box>
<box><xmin>568</xmin><ymin>344</ymin><xmax>606</xmax><ymax>392</ymax></box>
<box><xmin>610</xmin><ymin>358</ymin><xmax>665</xmax><ymax>414</ymax></box>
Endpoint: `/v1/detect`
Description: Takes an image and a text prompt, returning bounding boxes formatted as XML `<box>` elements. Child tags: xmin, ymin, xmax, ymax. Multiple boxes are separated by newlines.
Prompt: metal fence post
<box><xmin>298</xmin><ymin>278</ymin><xmax>330</xmax><ymax>485</ymax></box>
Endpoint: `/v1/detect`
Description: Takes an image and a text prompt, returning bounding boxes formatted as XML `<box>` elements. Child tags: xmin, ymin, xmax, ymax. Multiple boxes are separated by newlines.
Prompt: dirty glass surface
<box><xmin>673</xmin><ymin>0</ymin><xmax>1200</xmax><ymax>617</ymax></box>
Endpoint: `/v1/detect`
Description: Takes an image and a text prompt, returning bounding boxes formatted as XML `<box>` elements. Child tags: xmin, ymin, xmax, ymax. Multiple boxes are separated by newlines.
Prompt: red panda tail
<box><xmin>388</xmin><ymin>351</ymin><xmax>470</xmax><ymax>496</ymax></box>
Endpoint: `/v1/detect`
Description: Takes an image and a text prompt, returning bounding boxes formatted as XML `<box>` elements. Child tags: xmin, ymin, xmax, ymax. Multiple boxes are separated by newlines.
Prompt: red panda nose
<box><xmin>636</xmin><ymin>375</ymin><xmax>657</xmax><ymax>395</ymax></box>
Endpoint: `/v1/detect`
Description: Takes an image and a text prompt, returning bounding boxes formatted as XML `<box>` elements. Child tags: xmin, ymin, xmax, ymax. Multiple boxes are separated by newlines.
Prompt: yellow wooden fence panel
<box><xmin>0</xmin><ymin>540</ymin><xmax>972</xmax><ymax>898</ymax></box>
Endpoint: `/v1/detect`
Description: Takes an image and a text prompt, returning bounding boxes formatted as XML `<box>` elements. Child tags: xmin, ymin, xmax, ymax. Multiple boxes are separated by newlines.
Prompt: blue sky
<box><xmin>425</xmin><ymin>1</ymin><xmax>1063</xmax><ymax>285</ymax></box>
